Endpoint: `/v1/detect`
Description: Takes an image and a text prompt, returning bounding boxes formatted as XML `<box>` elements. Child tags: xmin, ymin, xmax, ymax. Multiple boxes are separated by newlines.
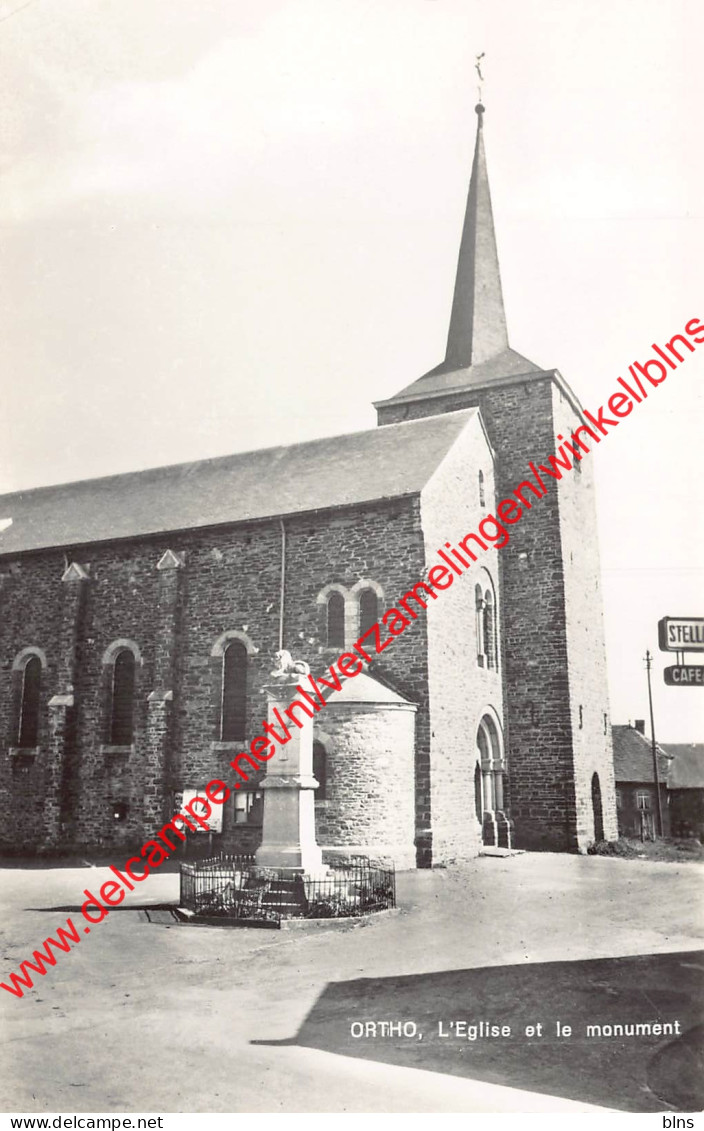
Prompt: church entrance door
<box><xmin>475</xmin><ymin>713</ymin><xmax>510</xmax><ymax>848</ymax></box>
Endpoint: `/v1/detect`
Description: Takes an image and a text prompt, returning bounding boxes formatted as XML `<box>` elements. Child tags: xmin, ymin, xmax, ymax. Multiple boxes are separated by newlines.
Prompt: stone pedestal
<box><xmin>255</xmin><ymin>679</ymin><xmax>323</xmax><ymax>872</ymax></box>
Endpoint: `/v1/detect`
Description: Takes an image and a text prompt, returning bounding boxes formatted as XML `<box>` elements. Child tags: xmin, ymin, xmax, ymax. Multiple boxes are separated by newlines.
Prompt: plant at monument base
<box><xmin>305</xmin><ymin>892</ymin><xmax>359</xmax><ymax>919</ymax></box>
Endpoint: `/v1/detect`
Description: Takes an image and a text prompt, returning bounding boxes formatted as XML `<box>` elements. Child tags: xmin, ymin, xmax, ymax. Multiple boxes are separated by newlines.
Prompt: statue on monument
<box><xmin>270</xmin><ymin>649</ymin><xmax>311</xmax><ymax>680</ymax></box>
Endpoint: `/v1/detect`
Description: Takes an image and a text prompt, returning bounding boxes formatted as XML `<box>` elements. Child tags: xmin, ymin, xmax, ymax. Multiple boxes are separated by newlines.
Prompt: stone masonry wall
<box><xmin>418</xmin><ymin>411</ymin><xmax>503</xmax><ymax>861</ymax></box>
<box><xmin>0</xmin><ymin>557</ymin><xmax>62</xmax><ymax>851</ymax></box>
<box><xmin>379</xmin><ymin>376</ymin><xmax>601</xmax><ymax>851</ymax></box>
<box><xmin>283</xmin><ymin>502</ymin><xmax>431</xmax><ymax>866</ymax></box>
<box><xmin>313</xmin><ymin>704</ymin><xmax>417</xmax><ymax>869</ymax></box>
<box><xmin>550</xmin><ymin>385</ymin><xmax>618</xmax><ymax>846</ymax></box>
<box><xmin>0</xmin><ymin>496</ymin><xmax>431</xmax><ymax>861</ymax></box>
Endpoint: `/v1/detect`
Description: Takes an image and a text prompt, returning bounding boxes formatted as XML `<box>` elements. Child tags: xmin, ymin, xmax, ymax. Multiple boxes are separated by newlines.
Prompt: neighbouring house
<box><xmin>660</xmin><ymin>744</ymin><xmax>704</xmax><ymax>841</ymax></box>
<box><xmin>612</xmin><ymin>721</ymin><xmax>672</xmax><ymax>839</ymax></box>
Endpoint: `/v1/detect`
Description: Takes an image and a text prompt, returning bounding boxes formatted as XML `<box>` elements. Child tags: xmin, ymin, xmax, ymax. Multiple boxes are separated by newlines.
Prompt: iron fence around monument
<box><xmin>179</xmin><ymin>853</ymin><xmax>395</xmax><ymax>925</ymax></box>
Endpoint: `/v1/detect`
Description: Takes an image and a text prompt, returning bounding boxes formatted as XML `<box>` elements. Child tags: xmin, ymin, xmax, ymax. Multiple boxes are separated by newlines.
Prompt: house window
<box><xmin>17</xmin><ymin>654</ymin><xmax>42</xmax><ymax>748</ymax></box>
<box><xmin>615</xmin><ymin>789</ymin><xmax>623</xmax><ymax>809</ymax></box>
<box><xmin>358</xmin><ymin>588</ymin><xmax>379</xmax><ymax>637</ymax></box>
<box><xmin>603</xmin><ymin>711</ymin><xmax>608</xmax><ymax>735</ymax></box>
<box><xmin>326</xmin><ymin>591</ymin><xmax>345</xmax><ymax>649</ymax></box>
<box><xmin>578</xmin><ymin>704</ymin><xmax>583</xmax><ymax>730</ymax></box>
<box><xmin>636</xmin><ymin>790</ymin><xmax>652</xmax><ymax>811</ymax></box>
<box><xmin>234</xmin><ymin>789</ymin><xmax>263</xmax><ymax>825</ymax></box>
<box><xmin>478</xmin><ymin>470</ymin><xmax>486</xmax><ymax>508</ymax></box>
<box><xmin>221</xmin><ymin>640</ymin><xmax>247</xmax><ymax>742</ymax></box>
<box><xmin>313</xmin><ymin>739</ymin><xmax>327</xmax><ymax>800</ymax></box>
<box><xmin>110</xmin><ymin>649</ymin><xmax>136</xmax><ymax>746</ymax></box>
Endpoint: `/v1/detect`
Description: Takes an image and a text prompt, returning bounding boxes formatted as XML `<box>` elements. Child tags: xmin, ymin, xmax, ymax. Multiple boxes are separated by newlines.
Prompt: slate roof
<box><xmin>611</xmin><ymin>724</ymin><xmax>671</xmax><ymax>784</ymax></box>
<box><xmin>661</xmin><ymin>745</ymin><xmax>704</xmax><ymax>789</ymax></box>
<box><xmin>322</xmin><ymin>671</ymin><xmax>415</xmax><ymax>707</ymax></box>
<box><xmin>375</xmin><ymin>348</ymin><xmax>543</xmax><ymax>406</ymax></box>
<box><xmin>0</xmin><ymin>409</ymin><xmax>480</xmax><ymax>557</ymax></box>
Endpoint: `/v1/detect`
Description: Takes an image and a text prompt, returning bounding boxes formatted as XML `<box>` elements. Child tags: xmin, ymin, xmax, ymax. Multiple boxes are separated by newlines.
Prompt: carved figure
<box><xmin>271</xmin><ymin>649</ymin><xmax>311</xmax><ymax>678</ymax></box>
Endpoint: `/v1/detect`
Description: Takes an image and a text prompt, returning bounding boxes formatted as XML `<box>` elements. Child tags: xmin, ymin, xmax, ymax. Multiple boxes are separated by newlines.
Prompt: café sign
<box><xmin>664</xmin><ymin>665</ymin><xmax>704</xmax><ymax>687</ymax></box>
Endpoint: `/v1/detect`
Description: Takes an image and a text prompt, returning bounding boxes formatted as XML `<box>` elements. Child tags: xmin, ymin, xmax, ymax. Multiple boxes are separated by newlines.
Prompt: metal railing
<box><xmin>179</xmin><ymin>854</ymin><xmax>395</xmax><ymax>925</ymax></box>
<box><xmin>302</xmin><ymin>859</ymin><xmax>395</xmax><ymax>919</ymax></box>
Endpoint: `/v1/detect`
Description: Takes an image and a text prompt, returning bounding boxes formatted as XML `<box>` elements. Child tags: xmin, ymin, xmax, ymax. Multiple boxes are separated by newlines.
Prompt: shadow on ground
<box><xmin>256</xmin><ymin>950</ymin><xmax>704</xmax><ymax>1112</ymax></box>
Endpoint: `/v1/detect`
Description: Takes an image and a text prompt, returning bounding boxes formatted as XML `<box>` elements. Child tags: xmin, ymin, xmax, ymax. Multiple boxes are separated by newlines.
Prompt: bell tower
<box><xmin>375</xmin><ymin>102</ymin><xmax>617</xmax><ymax>851</ymax></box>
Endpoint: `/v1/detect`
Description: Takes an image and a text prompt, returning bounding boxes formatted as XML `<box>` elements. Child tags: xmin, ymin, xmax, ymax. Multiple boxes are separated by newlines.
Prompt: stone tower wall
<box><xmin>550</xmin><ymin>385</ymin><xmax>618</xmax><ymax>846</ymax></box>
<box><xmin>378</xmin><ymin>374</ymin><xmax>616</xmax><ymax>851</ymax></box>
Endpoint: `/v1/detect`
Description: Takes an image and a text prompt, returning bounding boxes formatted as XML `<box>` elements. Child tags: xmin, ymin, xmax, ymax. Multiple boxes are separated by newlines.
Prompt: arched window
<box><xmin>326</xmin><ymin>591</ymin><xmax>345</xmax><ymax>649</ymax></box>
<box><xmin>358</xmin><ymin>588</ymin><xmax>379</xmax><ymax>637</ymax></box>
<box><xmin>313</xmin><ymin>739</ymin><xmax>327</xmax><ymax>800</ymax></box>
<box><xmin>17</xmin><ymin>655</ymin><xmax>42</xmax><ymax>748</ymax></box>
<box><xmin>221</xmin><ymin>640</ymin><xmax>247</xmax><ymax>742</ymax></box>
<box><xmin>475</xmin><ymin>585</ymin><xmax>485</xmax><ymax>666</ymax></box>
<box><xmin>478</xmin><ymin>470</ymin><xmax>486</xmax><ymax>508</ymax></box>
<box><xmin>483</xmin><ymin>590</ymin><xmax>496</xmax><ymax>671</ymax></box>
<box><xmin>110</xmin><ymin>649</ymin><xmax>136</xmax><ymax>745</ymax></box>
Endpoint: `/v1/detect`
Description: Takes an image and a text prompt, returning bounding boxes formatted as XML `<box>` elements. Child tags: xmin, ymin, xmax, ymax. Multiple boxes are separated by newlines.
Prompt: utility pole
<box><xmin>644</xmin><ymin>650</ymin><xmax>664</xmax><ymax>836</ymax></box>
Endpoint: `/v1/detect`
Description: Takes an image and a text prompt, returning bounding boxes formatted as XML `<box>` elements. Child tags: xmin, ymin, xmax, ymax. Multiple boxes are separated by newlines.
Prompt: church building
<box><xmin>0</xmin><ymin>103</ymin><xmax>617</xmax><ymax>867</ymax></box>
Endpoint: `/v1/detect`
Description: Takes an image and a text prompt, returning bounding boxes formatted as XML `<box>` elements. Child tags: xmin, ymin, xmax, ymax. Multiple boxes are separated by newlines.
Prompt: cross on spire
<box><xmin>474</xmin><ymin>52</ymin><xmax>485</xmax><ymax>103</ymax></box>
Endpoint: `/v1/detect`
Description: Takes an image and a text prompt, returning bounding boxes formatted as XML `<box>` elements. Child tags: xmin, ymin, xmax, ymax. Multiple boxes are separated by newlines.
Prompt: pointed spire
<box><xmin>443</xmin><ymin>103</ymin><xmax>509</xmax><ymax>370</ymax></box>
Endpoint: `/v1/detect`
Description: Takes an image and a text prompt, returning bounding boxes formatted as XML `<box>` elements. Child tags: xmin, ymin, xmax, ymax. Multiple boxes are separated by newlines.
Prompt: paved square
<box><xmin>1</xmin><ymin>853</ymin><xmax>702</xmax><ymax>1113</ymax></box>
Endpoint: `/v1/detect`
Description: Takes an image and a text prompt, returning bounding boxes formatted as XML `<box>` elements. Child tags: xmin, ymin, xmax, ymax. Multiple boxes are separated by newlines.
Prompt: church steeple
<box><xmin>443</xmin><ymin>103</ymin><xmax>509</xmax><ymax>369</ymax></box>
<box><xmin>375</xmin><ymin>91</ymin><xmax>544</xmax><ymax>420</ymax></box>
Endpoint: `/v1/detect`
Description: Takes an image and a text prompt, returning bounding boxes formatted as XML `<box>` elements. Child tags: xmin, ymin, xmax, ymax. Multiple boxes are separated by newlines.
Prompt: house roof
<box><xmin>661</xmin><ymin>745</ymin><xmax>704</xmax><ymax>789</ymax></box>
<box><xmin>611</xmin><ymin>724</ymin><xmax>671</xmax><ymax>784</ymax></box>
<box><xmin>0</xmin><ymin>409</ymin><xmax>480</xmax><ymax>557</ymax></box>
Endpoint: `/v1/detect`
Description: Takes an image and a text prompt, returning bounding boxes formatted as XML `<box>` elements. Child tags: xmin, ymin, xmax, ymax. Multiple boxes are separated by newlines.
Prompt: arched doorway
<box><xmin>474</xmin><ymin>762</ymin><xmax>483</xmax><ymax>823</ymax></box>
<box><xmin>591</xmin><ymin>772</ymin><xmax>604</xmax><ymax>843</ymax></box>
<box><xmin>475</xmin><ymin>712</ymin><xmax>509</xmax><ymax>847</ymax></box>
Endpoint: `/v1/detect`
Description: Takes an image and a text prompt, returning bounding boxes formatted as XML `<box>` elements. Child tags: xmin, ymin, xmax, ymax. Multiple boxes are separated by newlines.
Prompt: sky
<box><xmin>0</xmin><ymin>0</ymin><xmax>702</xmax><ymax>741</ymax></box>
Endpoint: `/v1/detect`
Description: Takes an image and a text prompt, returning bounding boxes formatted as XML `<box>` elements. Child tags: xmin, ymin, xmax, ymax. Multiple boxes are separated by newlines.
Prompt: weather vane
<box><xmin>475</xmin><ymin>52</ymin><xmax>485</xmax><ymax>103</ymax></box>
